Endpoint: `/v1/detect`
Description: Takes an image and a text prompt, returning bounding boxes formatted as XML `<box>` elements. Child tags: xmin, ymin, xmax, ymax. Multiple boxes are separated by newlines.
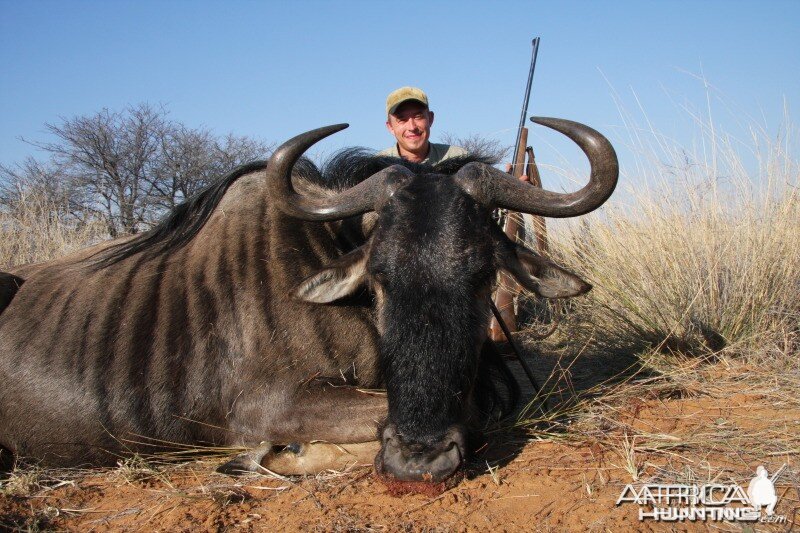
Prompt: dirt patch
<box><xmin>0</xmin><ymin>442</ymin><xmax>649</xmax><ymax>532</ymax></box>
<box><xmin>3</xmin><ymin>393</ymin><xmax>797</xmax><ymax>532</ymax></box>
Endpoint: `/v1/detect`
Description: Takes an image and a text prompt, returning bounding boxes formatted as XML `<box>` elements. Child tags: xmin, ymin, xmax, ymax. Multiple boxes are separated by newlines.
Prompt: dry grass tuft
<box><xmin>0</xmin><ymin>462</ymin><xmax>80</xmax><ymax>499</ymax></box>
<box><xmin>535</xmin><ymin>119</ymin><xmax>799</xmax><ymax>359</ymax></box>
<box><xmin>112</xmin><ymin>455</ymin><xmax>173</xmax><ymax>487</ymax></box>
<box><xmin>0</xmin><ymin>464</ymin><xmax>48</xmax><ymax>499</ymax></box>
<box><xmin>0</xmin><ymin>187</ymin><xmax>106</xmax><ymax>269</ymax></box>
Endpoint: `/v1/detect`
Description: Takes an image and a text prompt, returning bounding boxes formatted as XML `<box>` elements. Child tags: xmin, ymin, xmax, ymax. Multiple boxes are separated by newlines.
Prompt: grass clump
<box><xmin>515</xmin><ymin>97</ymin><xmax>798</xmax><ymax>361</ymax></box>
<box><xmin>556</xmin><ymin>167</ymin><xmax>798</xmax><ymax>358</ymax></box>
<box><xmin>0</xmin><ymin>186</ymin><xmax>106</xmax><ymax>270</ymax></box>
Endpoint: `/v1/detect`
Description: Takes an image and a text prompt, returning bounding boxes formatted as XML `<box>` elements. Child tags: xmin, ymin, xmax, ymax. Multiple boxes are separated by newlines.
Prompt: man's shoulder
<box><xmin>431</xmin><ymin>143</ymin><xmax>468</xmax><ymax>157</ymax></box>
<box><xmin>377</xmin><ymin>145</ymin><xmax>399</xmax><ymax>157</ymax></box>
<box><xmin>428</xmin><ymin>143</ymin><xmax>468</xmax><ymax>165</ymax></box>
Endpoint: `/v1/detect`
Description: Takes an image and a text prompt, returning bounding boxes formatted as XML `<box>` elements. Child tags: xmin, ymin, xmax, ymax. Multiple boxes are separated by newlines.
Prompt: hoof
<box><xmin>217</xmin><ymin>441</ymin><xmax>273</xmax><ymax>476</ymax></box>
<box><xmin>283</xmin><ymin>442</ymin><xmax>303</xmax><ymax>454</ymax></box>
<box><xmin>216</xmin><ymin>456</ymin><xmax>256</xmax><ymax>476</ymax></box>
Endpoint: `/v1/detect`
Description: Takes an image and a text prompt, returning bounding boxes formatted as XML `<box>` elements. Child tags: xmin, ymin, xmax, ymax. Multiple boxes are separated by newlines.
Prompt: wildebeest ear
<box><xmin>500</xmin><ymin>243</ymin><xmax>591</xmax><ymax>299</ymax></box>
<box><xmin>0</xmin><ymin>272</ymin><xmax>24</xmax><ymax>314</ymax></box>
<box><xmin>293</xmin><ymin>247</ymin><xmax>368</xmax><ymax>304</ymax></box>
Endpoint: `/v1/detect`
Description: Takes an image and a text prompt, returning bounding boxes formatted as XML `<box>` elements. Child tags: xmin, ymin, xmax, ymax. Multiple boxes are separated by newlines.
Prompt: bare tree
<box><xmin>0</xmin><ymin>158</ymin><xmax>88</xmax><ymax>224</ymax></box>
<box><xmin>24</xmin><ymin>104</ymin><xmax>166</xmax><ymax>236</ymax></box>
<box><xmin>150</xmin><ymin>127</ymin><xmax>270</xmax><ymax>211</ymax></box>
<box><xmin>439</xmin><ymin>133</ymin><xmax>510</xmax><ymax>164</ymax></box>
<box><xmin>13</xmin><ymin>104</ymin><xmax>272</xmax><ymax>237</ymax></box>
<box><xmin>1</xmin><ymin>158</ymin><xmax>63</xmax><ymax>206</ymax></box>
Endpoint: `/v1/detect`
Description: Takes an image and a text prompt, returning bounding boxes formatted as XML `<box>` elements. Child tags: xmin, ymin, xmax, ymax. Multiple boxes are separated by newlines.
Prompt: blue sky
<box><xmin>1</xmin><ymin>0</ymin><xmax>797</xmax><ymax>181</ymax></box>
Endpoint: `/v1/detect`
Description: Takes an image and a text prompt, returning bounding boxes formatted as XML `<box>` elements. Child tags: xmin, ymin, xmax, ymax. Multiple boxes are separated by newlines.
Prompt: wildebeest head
<box><xmin>268</xmin><ymin>120</ymin><xmax>618</xmax><ymax>483</ymax></box>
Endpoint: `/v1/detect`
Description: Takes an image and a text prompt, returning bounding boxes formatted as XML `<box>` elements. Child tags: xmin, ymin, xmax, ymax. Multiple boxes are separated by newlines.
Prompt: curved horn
<box><xmin>457</xmin><ymin>117</ymin><xmax>618</xmax><ymax>218</ymax></box>
<box><xmin>267</xmin><ymin>124</ymin><xmax>409</xmax><ymax>221</ymax></box>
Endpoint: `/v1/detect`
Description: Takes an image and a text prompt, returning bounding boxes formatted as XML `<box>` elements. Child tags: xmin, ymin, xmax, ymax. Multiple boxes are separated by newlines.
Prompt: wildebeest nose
<box><xmin>377</xmin><ymin>429</ymin><xmax>463</xmax><ymax>483</ymax></box>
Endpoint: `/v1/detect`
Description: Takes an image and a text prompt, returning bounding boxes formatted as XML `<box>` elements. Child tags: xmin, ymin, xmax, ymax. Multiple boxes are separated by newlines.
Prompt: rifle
<box><xmin>489</xmin><ymin>37</ymin><xmax>551</xmax><ymax>342</ymax></box>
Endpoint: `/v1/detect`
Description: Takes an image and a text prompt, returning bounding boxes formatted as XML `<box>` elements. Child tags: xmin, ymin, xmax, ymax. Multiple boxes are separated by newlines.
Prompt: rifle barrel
<box><xmin>513</xmin><ymin>37</ymin><xmax>540</xmax><ymax>170</ymax></box>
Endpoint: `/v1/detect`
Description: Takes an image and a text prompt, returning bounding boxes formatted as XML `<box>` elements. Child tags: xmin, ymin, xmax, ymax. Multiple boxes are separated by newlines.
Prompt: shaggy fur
<box><xmin>95</xmin><ymin>150</ymin><xmax>497</xmax><ymax>266</ymax></box>
<box><xmin>0</xmin><ymin>148</ymin><xmax>518</xmax><ymax>470</ymax></box>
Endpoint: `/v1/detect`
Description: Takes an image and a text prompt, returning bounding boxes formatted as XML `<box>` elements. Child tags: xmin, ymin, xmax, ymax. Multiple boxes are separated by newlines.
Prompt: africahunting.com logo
<box><xmin>616</xmin><ymin>465</ymin><xmax>788</xmax><ymax>523</ymax></box>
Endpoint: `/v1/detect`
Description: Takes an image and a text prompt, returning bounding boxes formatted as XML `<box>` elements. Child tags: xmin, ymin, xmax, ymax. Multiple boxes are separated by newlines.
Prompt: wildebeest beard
<box><xmin>369</xmin><ymin>176</ymin><xmax>518</xmax><ymax>468</ymax></box>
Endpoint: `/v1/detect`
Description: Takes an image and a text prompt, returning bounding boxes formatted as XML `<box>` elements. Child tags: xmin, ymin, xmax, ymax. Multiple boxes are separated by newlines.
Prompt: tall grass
<box><xmin>0</xmin><ymin>187</ymin><xmax>106</xmax><ymax>270</ymax></box>
<box><xmin>529</xmin><ymin>109</ymin><xmax>799</xmax><ymax>360</ymax></box>
<box><xmin>513</xmin><ymin>103</ymin><xmax>800</xmax><ymax>490</ymax></box>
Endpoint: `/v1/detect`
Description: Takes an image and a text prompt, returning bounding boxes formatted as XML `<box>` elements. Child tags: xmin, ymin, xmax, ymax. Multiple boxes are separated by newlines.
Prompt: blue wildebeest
<box><xmin>0</xmin><ymin>118</ymin><xmax>617</xmax><ymax>484</ymax></box>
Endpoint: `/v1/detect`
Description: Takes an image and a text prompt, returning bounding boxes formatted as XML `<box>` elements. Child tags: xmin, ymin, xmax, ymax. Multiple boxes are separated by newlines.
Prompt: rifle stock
<box><xmin>526</xmin><ymin>146</ymin><xmax>548</xmax><ymax>256</ymax></box>
<box><xmin>489</xmin><ymin>128</ymin><xmax>528</xmax><ymax>342</ymax></box>
<box><xmin>489</xmin><ymin>36</ymin><xmax>546</xmax><ymax>344</ymax></box>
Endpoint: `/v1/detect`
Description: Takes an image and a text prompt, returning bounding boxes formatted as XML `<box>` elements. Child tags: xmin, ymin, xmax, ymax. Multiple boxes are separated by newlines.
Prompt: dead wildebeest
<box><xmin>0</xmin><ymin>118</ymin><xmax>617</xmax><ymax>485</ymax></box>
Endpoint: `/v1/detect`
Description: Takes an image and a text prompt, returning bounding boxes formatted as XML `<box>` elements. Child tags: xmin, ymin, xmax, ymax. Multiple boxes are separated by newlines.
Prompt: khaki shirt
<box><xmin>377</xmin><ymin>143</ymin><xmax>468</xmax><ymax>166</ymax></box>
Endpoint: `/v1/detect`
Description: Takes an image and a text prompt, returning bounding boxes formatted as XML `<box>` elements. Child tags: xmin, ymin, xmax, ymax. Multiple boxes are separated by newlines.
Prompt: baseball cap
<box><xmin>386</xmin><ymin>87</ymin><xmax>429</xmax><ymax>115</ymax></box>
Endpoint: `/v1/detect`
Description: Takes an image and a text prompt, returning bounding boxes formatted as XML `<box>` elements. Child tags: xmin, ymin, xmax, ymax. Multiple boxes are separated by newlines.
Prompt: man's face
<box><xmin>386</xmin><ymin>101</ymin><xmax>435</xmax><ymax>155</ymax></box>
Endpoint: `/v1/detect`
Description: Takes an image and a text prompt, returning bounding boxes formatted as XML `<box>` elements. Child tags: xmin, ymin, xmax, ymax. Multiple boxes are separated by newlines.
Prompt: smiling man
<box><xmin>378</xmin><ymin>87</ymin><xmax>467</xmax><ymax>165</ymax></box>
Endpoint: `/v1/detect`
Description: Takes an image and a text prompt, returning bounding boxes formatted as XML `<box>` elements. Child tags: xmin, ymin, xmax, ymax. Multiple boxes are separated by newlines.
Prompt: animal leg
<box><xmin>218</xmin><ymin>385</ymin><xmax>386</xmax><ymax>476</ymax></box>
<box><xmin>265</xmin><ymin>441</ymin><xmax>380</xmax><ymax>475</ymax></box>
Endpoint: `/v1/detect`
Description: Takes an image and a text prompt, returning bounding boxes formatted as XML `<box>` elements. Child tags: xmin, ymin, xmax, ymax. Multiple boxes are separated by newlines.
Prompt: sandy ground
<box><xmin>2</xmin><ymin>423</ymin><xmax>795</xmax><ymax>532</ymax></box>
<box><xmin>0</xmin><ymin>442</ymin><xmax>658</xmax><ymax>532</ymax></box>
<box><xmin>2</xmin><ymin>345</ymin><xmax>798</xmax><ymax>532</ymax></box>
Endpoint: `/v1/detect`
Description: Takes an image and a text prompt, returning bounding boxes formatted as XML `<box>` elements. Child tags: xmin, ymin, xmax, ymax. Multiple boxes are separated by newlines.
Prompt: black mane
<box><xmin>93</xmin><ymin>148</ymin><xmax>496</xmax><ymax>267</ymax></box>
<box><xmin>316</xmin><ymin>148</ymin><xmax>496</xmax><ymax>191</ymax></box>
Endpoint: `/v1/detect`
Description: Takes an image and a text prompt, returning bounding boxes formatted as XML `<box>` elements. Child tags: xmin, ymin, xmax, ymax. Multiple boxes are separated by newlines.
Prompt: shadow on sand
<box><xmin>472</xmin><ymin>331</ymin><xmax>642</xmax><ymax>475</ymax></box>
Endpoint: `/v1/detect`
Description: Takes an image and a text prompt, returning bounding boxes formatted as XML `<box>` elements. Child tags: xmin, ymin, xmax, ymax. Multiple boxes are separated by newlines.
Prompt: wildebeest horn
<box><xmin>267</xmin><ymin>124</ymin><xmax>411</xmax><ymax>221</ymax></box>
<box><xmin>456</xmin><ymin>117</ymin><xmax>618</xmax><ymax>217</ymax></box>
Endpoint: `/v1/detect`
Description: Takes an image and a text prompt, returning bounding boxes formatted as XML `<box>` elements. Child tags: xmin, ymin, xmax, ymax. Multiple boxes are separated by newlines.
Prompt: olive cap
<box><xmin>386</xmin><ymin>86</ymin><xmax>429</xmax><ymax>115</ymax></box>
